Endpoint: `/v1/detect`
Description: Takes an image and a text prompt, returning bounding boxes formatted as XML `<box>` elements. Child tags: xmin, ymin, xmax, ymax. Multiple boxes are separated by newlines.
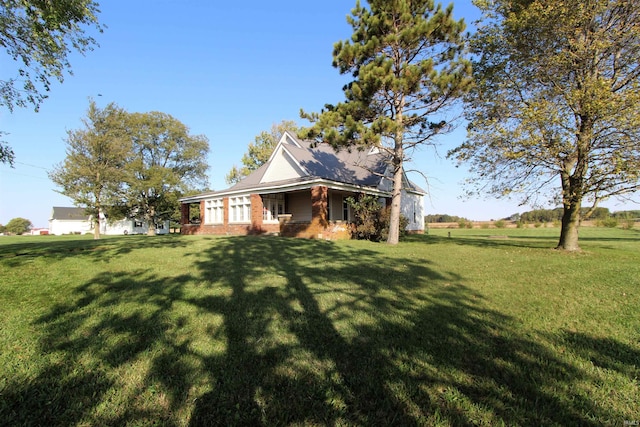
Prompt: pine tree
<box><xmin>301</xmin><ymin>0</ymin><xmax>471</xmax><ymax>244</ymax></box>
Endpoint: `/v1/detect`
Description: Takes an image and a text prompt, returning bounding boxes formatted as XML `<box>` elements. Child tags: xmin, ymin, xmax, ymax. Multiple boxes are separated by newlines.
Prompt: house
<box><xmin>179</xmin><ymin>131</ymin><xmax>425</xmax><ymax>239</ymax></box>
<box><xmin>49</xmin><ymin>207</ymin><xmax>92</xmax><ymax>235</ymax></box>
<box><xmin>49</xmin><ymin>207</ymin><xmax>169</xmax><ymax>235</ymax></box>
<box><xmin>29</xmin><ymin>228</ymin><xmax>49</xmax><ymax>236</ymax></box>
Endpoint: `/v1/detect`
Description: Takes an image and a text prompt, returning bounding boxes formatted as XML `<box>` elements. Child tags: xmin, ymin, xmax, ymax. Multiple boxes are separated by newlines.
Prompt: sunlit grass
<box><xmin>1</xmin><ymin>229</ymin><xmax>638</xmax><ymax>426</ymax></box>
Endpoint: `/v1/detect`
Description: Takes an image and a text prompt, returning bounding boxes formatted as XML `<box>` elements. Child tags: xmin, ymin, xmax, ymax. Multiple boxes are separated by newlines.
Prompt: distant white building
<box><xmin>49</xmin><ymin>207</ymin><xmax>169</xmax><ymax>235</ymax></box>
<box><xmin>49</xmin><ymin>207</ymin><xmax>92</xmax><ymax>235</ymax></box>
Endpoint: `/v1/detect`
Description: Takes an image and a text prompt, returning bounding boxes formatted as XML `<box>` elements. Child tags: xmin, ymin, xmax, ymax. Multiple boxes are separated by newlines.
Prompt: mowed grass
<box><xmin>0</xmin><ymin>228</ymin><xmax>638</xmax><ymax>426</ymax></box>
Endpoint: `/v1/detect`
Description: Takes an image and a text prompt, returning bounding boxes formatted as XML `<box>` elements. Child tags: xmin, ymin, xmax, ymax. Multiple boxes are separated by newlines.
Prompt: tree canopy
<box><xmin>448</xmin><ymin>0</ymin><xmax>640</xmax><ymax>250</ymax></box>
<box><xmin>4</xmin><ymin>217</ymin><xmax>32</xmax><ymax>234</ymax></box>
<box><xmin>225</xmin><ymin>120</ymin><xmax>300</xmax><ymax>185</ymax></box>
<box><xmin>50</xmin><ymin>101</ymin><xmax>210</xmax><ymax>238</ymax></box>
<box><xmin>49</xmin><ymin>101</ymin><xmax>131</xmax><ymax>239</ymax></box>
<box><xmin>301</xmin><ymin>0</ymin><xmax>472</xmax><ymax>244</ymax></box>
<box><xmin>125</xmin><ymin>111</ymin><xmax>210</xmax><ymax>235</ymax></box>
<box><xmin>0</xmin><ymin>0</ymin><xmax>103</xmax><ymax>165</ymax></box>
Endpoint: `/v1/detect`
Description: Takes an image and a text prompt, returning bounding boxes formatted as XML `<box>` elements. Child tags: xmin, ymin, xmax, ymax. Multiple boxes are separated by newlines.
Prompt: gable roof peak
<box><xmin>280</xmin><ymin>130</ymin><xmax>302</xmax><ymax>148</ymax></box>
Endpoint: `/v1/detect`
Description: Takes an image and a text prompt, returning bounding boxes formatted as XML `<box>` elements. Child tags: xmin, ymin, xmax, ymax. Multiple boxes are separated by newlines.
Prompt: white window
<box><xmin>262</xmin><ymin>194</ymin><xmax>285</xmax><ymax>222</ymax></box>
<box><xmin>205</xmin><ymin>198</ymin><xmax>224</xmax><ymax>224</ymax></box>
<box><xmin>342</xmin><ymin>197</ymin><xmax>350</xmax><ymax>221</ymax></box>
<box><xmin>229</xmin><ymin>195</ymin><xmax>251</xmax><ymax>223</ymax></box>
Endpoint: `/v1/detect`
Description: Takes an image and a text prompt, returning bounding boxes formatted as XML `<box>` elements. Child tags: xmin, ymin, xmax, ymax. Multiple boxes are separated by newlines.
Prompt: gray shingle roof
<box><xmin>183</xmin><ymin>131</ymin><xmax>425</xmax><ymax>200</ymax></box>
<box><xmin>287</xmin><ymin>142</ymin><xmax>388</xmax><ymax>186</ymax></box>
<box><xmin>51</xmin><ymin>207</ymin><xmax>89</xmax><ymax>221</ymax></box>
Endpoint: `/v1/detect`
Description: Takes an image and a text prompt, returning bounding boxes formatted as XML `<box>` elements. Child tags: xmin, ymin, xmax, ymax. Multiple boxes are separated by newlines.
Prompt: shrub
<box><xmin>378</xmin><ymin>206</ymin><xmax>409</xmax><ymax>241</ymax></box>
<box><xmin>346</xmin><ymin>196</ymin><xmax>408</xmax><ymax>242</ymax></box>
<box><xmin>494</xmin><ymin>220</ymin><xmax>506</xmax><ymax>228</ymax></box>
<box><xmin>599</xmin><ymin>218</ymin><xmax>619</xmax><ymax>228</ymax></box>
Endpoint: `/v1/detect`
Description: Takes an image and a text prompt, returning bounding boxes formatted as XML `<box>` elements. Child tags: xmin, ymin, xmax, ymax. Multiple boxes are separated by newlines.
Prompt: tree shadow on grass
<box><xmin>187</xmin><ymin>237</ymin><xmax>628</xmax><ymax>426</ymax></box>
<box><xmin>2</xmin><ymin>269</ymin><xmax>197</xmax><ymax>426</ymax></box>
<box><xmin>3</xmin><ymin>236</ymin><xmax>633</xmax><ymax>425</ymax></box>
<box><xmin>557</xmin><ymin>330</ymin><xmax>640</xmax><ymax>378</ymax></box>
<box><xmin>0</xmin><ymin>234</ymin><xmax>190</xmax><ymax>267</ymax></box>
<box><xmin>410</xmin><ymin>229</ymin><xmax>640</xmax><ymax>251</ymax></box>
<box><xmin>406</xmin><ymin>233</ymin><xmax>559</xmax><ymax>250</ymax></box>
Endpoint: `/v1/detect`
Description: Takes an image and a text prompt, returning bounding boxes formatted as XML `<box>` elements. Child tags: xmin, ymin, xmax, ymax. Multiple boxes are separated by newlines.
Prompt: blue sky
<box><xmin>1</xmin><ymin>1</ymin><xmax>636</xmax><ymax>228</ymax></box>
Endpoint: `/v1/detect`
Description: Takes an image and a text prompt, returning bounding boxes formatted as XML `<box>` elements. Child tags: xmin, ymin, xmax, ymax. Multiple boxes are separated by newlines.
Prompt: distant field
<box><xmin>1</xmin><ymin>228</ymin><xmax>638</xmax><ymax>426</ymax></box>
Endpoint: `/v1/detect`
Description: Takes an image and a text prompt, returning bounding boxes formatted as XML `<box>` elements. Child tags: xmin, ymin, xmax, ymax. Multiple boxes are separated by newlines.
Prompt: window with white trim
<box><xmin>229</xmin><ymin>195</ymin><xmax>251</xmax><ymax>223</ymax></box>
<box><xmin>262</xmin><ymin>194</ymin><xmax>284</xmax><ymax>222</ymax></box>
<box><xmin>205</xmin><ymin>198</ymin><xmax>224</xmax><ymax>224</ymax></box>
<box><xmin>342</xmin><ymin>197</ymin><xmax>350</xmax><ymax>221</ymax></box>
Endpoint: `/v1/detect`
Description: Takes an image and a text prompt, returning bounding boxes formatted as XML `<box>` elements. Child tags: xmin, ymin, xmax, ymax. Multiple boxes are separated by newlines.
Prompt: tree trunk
<box><xmin>557</xmin><ymin>168</ymin><xmax>583</xmax><ymax>251</ymax></box>
<box><xmin>387</xmin><ymin>101</ymin><xmax>405</xmax><ymax>245</ymax></box>
<box><xmin>387</xmin><ymin>163</ymin><xmax>403</xmax><ymax>244</ymax></box>
<box><xmin>556</xmin><ymin>114</ymin><xmax>592</xmax><ymax>251</ymax></box>
<box><xmin>93</xmin><ymin>218</ymin><xmax>100</xmax><ymax>239</ymax></box>
<box><xmin>147</xmin><ymin>220</ymin><xmax>156</xmax><ymax>236</ymax></box>
<box><xmin>557</xmin><ymin>201</ymin><xmax>581</xmax><ymax>251</ymax></box>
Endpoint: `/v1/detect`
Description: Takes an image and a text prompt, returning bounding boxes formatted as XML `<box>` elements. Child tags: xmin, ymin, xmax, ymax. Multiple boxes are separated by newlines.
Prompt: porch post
<box><xmin>223</xmin><ymin>197</ymin><xmax>229</xmax><ymax>231</ymax></box>
<box><xmin>180</xmin><ymin>203</ymin><xmax>189</xmax><ymax>225</ymax></box>
<box><xmin>310</xmin><ymin>186</ymin><xmax>328</xmax><ymax>237</ymax></box>
<box><xmin>311</xmin><ymin>186</ymin><xmax>328</xmax><ymax>224</ymax></box>
<box><xmin>250</xmin><ymin>193</ymin><xmax>263</xmax><ymax>233</ymax></box>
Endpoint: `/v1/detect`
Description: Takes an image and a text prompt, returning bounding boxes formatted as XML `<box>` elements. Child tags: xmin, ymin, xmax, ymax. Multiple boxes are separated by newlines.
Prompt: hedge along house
<box><xmin>179</xmin><ymin>131</ymin><xmax>425</xmax><ymax>239</ymax></box>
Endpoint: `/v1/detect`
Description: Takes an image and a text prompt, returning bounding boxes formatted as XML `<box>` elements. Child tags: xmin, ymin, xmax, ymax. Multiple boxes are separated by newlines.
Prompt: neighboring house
<box><xmin>49</xmin><ymin>207</ymin><xmax>169</xmax><ymax>235</ymax></box>
<box><xmin>29</xmin><ymin>228</ymin><xmax>49</xmax><ymax>235</ymax></box>
<box><xmin>49</xmin><ymin>207</ymin><xmax>92</xmax><ymax>235</ymax></box>
<box><xmin>179</xmin><ymin>131</ymin><xmax>425</xmax><ymax>239</ymax></box>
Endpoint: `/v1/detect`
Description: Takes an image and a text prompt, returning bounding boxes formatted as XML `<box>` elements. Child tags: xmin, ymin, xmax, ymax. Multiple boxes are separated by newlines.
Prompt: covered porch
<box><xmin>180</xmin><ymin>185</ymin><xmax>372</xmax><ymax>239</ymax></box>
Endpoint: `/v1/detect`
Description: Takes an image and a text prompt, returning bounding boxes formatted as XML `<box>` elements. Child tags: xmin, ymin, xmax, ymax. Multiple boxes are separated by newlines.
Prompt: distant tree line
<box><xmin>425</xmin><ymin>209</ymin><xmax>639</xmax><ymax>225</ymax></box>
<box><xmin>517</xmin><ymin>208</ymin><xmax>639</xmax><ymax>223</ymax></box>
<box><xmin>424</xmin><ymin>214</ymin><xmax>471</xmax><ymax>224</ymax></box>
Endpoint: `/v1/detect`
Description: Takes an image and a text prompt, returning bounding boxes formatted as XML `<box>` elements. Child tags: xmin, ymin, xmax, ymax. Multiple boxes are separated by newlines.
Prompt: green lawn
<box><xmin>1</xmin><ymin>228</ymin><xmax>638</xmax><ymax>426</ymax></box>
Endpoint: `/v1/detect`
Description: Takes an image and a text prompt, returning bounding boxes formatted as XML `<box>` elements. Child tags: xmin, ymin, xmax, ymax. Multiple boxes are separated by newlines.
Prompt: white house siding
<box><xmin>401</xmin><ymin>191</ymin><xmax>424</xmax><ymax>232</ymax></box>
<box><xmin>49</xmin><ymin>219</ymin><xmax>92</xmax><ymax>235</ymax></box>
<box><xmin>102</xmin><ymin>219</ymin><xmax>169</xmax><ymax>235</ymax></box>
<box><xmin>260</xmin><ymin>148</ymin><xmax>304</xmax><ymax>183</ymax></box>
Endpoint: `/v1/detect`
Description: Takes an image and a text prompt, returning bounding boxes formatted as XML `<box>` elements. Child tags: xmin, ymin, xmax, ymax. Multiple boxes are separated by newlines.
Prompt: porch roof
<box><xmin>179</xmin><ymin>177</ymin><xmax>391</xmax><ymax>203</ymax></box>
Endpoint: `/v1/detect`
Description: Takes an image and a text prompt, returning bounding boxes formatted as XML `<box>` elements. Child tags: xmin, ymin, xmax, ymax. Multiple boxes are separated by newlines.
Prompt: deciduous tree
<box><xmin>49</xmin><ymin>101</ymin><xmax>130</xmax><ymax>239</ymax></box>
<box><xmin>301</xmin><ymin>0</ymin><xmax>472</xmax><ymax>244</ymax></box>
<box><xmin>125</xmin><ymin>111</ymin><xmax>209</xmax><ymax>235</ymax></box>
<box><xmin>0</xmin><ymin>131</ymin><xmax>13</xmax><ymax>165</ymax></box>
<box><xmin>1</xmin><ymin>0</ymin><xmax>103</xmax><ymax>164</ymax></box>
<box><xmin>448</xmin><ymin>0</ymin><xmax>640</xmax><ymax>251</ymax></box>
<box><xmin>4</xmin><ymin>217</ymin><xmax>32</xmax><ymax>234</ymax></box>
